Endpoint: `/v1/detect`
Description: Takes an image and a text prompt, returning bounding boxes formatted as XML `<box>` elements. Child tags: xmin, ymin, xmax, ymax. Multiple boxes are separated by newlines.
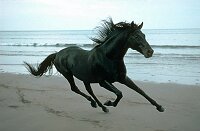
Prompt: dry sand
<box><xmin>0</xmin><ymin>73</ymin><xmax>200</xmax><ymax>131</ymax></box>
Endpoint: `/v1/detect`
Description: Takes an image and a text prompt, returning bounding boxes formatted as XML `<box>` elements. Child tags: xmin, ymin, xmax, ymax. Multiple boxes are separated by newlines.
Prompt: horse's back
<box><xmin>55</xmin><ymin>46</ymin><xmax>88</xmax><ymax>65</ymax></box>
<box><xmin>57</xmin><ymin>46</ymin><xmax>87</xmax><ymax>55</ymax></box>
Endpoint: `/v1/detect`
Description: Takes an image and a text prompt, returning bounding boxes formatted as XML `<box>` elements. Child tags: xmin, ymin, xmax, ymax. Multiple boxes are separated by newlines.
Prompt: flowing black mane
<box><xmin>91</xmin><ymin>18</ymin><xmax>139</xmax><ymax>45</ymax></box>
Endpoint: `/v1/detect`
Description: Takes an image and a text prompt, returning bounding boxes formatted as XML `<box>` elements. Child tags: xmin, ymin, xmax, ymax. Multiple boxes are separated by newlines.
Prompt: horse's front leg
<box><xmin>99</xmin><ymin>81</ymin><xmax>123</xmax><ymax>107</ymax></box>
<box><xmin>119</xmin><ymin>76</ymin><xmax>164</xmax><ymax>112</ymax></box>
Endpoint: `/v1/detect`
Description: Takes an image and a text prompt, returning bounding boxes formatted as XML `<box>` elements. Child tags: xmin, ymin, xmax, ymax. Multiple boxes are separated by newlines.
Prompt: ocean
<box><xmin>0</xmin><ymin>29</ymin><xmax>200</xmax><ymax>85</ymax></box>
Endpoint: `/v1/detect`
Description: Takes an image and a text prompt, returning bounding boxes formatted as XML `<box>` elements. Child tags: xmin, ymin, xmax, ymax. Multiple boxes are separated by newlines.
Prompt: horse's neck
<box><xmin>100</xmin><ymin>31</ymin><xmax>129</xmax><ymax>60</ymax></box>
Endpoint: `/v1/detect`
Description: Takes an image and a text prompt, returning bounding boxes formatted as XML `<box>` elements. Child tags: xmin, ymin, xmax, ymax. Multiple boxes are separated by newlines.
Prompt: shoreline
<box><xmin>1</xmin><ymin>71</ymin><xmax>199</xmax><ymax>86</ymax></box>
<box><xmin>0</xmin><ymin>73</ymin><xmax>200</xmax><ymax>131</ymax></box>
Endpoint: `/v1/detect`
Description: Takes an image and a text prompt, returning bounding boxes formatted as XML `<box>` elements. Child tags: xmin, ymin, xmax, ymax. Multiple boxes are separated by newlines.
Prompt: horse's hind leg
<box><xmin>99</xmin><ymin>81</ymin><xmax>123</xmax><ymax>107</ymax></box>
<box><xmin>62</xmin><ymin>73</ymin><xmax>97</xmax><ymax>108</ymax></box>
<box><xmin>84</xmin><ymin>82</ymin><xmax>109</xmax><ymax>113</ymax></box>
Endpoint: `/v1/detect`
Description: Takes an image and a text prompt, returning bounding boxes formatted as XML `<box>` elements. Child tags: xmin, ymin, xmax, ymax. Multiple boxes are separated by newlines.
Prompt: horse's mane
<box><xmin>91</xmin><ymin>18</ymin><xmax>139</xmax><ymax>45</ymax></box>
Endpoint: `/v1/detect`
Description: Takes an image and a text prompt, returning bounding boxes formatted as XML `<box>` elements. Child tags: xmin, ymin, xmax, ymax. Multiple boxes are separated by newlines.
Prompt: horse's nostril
<box><xmin>147</xmin><ymin>49</ymin><xmax>154</xmax><ymax>56</ymax></box>
<box><xmin>148</xmin><ymin>50</ymin><xmax>153</xmax><ymax>54</ymax></box>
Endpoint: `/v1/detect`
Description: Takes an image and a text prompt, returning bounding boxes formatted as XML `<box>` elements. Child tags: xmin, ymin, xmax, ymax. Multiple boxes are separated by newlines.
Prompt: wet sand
<box><xmin>0</xmin><ymin>73</ymin><xmax>200</xmax><ymax>131</ymax></box>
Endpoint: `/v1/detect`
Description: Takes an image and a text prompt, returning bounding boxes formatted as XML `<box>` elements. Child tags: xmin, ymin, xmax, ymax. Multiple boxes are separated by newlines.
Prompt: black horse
<box><xmin>24</xmin><ymin>18</ymin><xmax>164</xmax><ymax>113</ymax></box>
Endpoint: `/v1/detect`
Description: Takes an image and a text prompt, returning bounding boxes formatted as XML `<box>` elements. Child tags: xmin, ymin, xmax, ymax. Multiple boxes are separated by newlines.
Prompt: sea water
<box><xmin>0</xmin><ymin>29</ymin><xmax>200</xmax><ymax>85</ymax></box>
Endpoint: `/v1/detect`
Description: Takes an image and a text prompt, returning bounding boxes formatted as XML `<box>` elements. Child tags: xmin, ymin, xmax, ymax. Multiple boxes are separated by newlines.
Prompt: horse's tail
<box><xmin>24</xmin><ymin>53</ymin><xmax>57</xmax><ymax>77</ymax></box>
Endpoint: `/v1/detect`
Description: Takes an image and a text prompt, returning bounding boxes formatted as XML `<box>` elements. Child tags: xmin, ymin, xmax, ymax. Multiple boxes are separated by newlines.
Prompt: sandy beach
<box><xmin>0</xmin><ymin>73</ymin><xmax>200</xmax><ymax>131</ymax></box>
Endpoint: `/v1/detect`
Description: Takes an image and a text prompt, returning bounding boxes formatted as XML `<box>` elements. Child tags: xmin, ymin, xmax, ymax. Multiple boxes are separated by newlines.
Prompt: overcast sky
<box><xmin>0</xmin><ymin>0</ymin><xmax>200</xmax><ymax>30</ymax></box>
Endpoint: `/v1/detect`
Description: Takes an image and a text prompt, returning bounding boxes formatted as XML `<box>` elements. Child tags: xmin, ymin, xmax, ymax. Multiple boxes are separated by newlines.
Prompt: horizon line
<box><xmin>1</xmin><ymin>28</ymin><xmax>200</xmax><ymax>32</ymax></box>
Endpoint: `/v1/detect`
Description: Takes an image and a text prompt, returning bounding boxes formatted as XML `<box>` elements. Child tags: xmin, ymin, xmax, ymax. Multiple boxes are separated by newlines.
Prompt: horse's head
<box><xmin>127</xmin><ymin>22</ymin><xmax>154</xmax><ymax>58</ymax></box>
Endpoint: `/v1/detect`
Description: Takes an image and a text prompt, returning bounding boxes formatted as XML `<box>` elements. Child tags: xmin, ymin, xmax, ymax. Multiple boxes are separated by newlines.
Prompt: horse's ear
<box><xmin>131</xmin><ymin>21</ymin><xmax>134</xmax><ymax>27</ymax></box>
<box><xmin>138</xmin><ymin>22</ymin><xmax>143</xmax><ymax>29</ymax></box>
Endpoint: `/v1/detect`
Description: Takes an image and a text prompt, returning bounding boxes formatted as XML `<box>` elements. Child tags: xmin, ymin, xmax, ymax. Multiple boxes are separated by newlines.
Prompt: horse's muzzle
<box><xmin>145</xmin><ymin>49</ymin><xmax>154</xmax><ymax>58</ymax></box>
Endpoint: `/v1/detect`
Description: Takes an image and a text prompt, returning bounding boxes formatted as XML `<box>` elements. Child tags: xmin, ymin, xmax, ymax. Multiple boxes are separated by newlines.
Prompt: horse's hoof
<box><xmin>102</xmin><ymin>107</ymin><xmax>109</xmax><ymax>113</ymax></box>
<box><xmin>91</xmin><ymin>101</ymin><xmax>97</xmax><ymax>108</ymax></box>
<box><xmin>104</xmin><ymin>100</ymin><xmax>113</xmax><ymax>106</ymax></box>
<box><xmin>157</xmin><ymin>106</ymin><xmax>165</xmax><ymax>112</ymax></box>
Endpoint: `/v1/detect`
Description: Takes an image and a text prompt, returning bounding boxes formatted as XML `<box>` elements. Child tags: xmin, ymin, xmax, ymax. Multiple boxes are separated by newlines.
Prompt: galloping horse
<box><xmin>24</xmin><ymin>18</ymin><xmax>164</xmax><ymax>113</ymax></box>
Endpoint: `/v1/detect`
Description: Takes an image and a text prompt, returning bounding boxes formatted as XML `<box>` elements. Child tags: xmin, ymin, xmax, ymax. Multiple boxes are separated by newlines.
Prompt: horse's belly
<box><xmin>70</xmin><ymin>62</ymin><xmax>104</xmax><ymax>83</ymax></box>
<box><xmin>72</xmin><ymin>68</ymin><xmax>94</xmax><ymax>81</ymax></box>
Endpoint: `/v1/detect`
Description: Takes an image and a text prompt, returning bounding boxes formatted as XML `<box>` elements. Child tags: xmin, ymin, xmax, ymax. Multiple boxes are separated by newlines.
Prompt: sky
<box><xmin>0</xmin><ymin>0</ymin><xmax>200</xmax><ymax>30</ymax></box>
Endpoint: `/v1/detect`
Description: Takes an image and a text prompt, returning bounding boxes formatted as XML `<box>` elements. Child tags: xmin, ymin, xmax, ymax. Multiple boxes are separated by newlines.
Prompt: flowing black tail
<box><xmin>24</xmin><ymin>53</ymin><xmax>57</xmax><ymax>76</ymax></box>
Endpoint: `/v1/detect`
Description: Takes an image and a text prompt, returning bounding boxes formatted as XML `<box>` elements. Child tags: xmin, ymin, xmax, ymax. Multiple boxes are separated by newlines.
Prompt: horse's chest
<box><xmin>107</xmin><ymin>62</ymin><xmax>126</xmax><ymax>81</ymax></box>
<box><xmin>93</xmin><ymin>59</ymin><xmax>126</xmax><ymax>82</ymax></box>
